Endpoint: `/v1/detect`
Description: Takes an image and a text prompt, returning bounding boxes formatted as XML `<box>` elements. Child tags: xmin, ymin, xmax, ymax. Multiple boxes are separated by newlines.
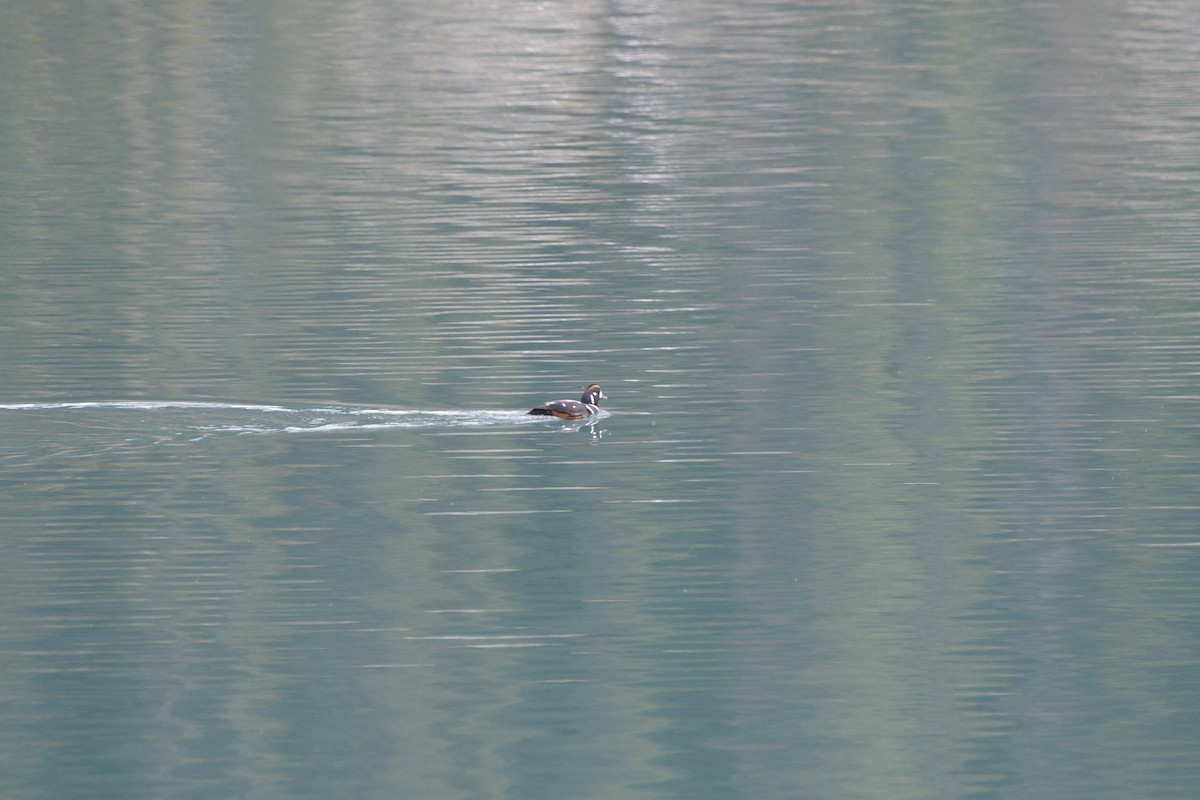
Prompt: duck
<box><xmin>527</xmin><ymin>384</ymin><xmax>606</xmax><ymax>420</ymax></box>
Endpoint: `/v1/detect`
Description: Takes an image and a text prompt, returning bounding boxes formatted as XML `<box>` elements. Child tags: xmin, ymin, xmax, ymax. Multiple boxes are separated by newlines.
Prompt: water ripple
<box><xmin>0</xmin><ymin>400</ymin><xmax>584</xmax><ymax>464</ymax></box>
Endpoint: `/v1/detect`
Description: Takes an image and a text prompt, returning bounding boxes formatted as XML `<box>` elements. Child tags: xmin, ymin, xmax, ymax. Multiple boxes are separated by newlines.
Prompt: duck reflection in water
<box><xmin>560</xmin><ymin>417</ymin><xmax>605</xmax><ymax>440</ymax></box>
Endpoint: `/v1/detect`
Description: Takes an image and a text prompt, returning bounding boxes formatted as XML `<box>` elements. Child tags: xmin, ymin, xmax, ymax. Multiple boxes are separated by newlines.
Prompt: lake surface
<box><xmin>3</xmin><ymin>1</ymin><xmax>1200</xmax><ymax>798</ymax></box>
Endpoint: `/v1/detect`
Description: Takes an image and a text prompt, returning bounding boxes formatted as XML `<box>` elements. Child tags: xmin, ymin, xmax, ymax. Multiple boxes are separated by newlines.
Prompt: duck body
<box><xmin>527</xmin><ymin>384</ymin><xmax>606</xmax><ymax>420</ymax></box>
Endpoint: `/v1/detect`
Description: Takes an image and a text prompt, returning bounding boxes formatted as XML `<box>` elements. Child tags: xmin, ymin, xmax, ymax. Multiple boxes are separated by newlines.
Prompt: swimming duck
<box><xmin>527</xmin><ymin>384</ymin><xmax>606</xmax><ymax>420</ymax></box>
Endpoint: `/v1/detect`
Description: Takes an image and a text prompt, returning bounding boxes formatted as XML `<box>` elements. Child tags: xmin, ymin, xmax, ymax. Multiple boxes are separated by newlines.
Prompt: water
<box><xmin>3</xmin><ymin>1</ymin><xmax>1200</xmax><ymax>798</ymax></box>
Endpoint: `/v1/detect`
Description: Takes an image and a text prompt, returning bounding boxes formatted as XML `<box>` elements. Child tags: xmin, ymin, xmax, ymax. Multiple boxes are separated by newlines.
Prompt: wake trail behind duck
<box><xmin>0</xmin><ymin>401</ymin><xmax>544</xmax><ymax>463</ymax></box>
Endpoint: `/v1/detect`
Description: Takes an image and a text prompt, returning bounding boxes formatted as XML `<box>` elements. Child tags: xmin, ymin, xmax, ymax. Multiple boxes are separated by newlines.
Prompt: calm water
<box><xmin>3</xmin><ymin>1</ymin><xmax>1200</xmax><ymax>798</ymax></box>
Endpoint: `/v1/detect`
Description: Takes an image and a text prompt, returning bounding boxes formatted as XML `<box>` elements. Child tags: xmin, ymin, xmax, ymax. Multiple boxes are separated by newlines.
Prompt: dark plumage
<box><xmin>527</xmin><ymin>384</ymin><xmax>606</xmax><ymax>420</ymax></box>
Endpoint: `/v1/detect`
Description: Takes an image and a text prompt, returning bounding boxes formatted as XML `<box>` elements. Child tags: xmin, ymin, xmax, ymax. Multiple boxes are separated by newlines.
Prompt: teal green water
<box><xmin>3</xmin><ymin>2</ymin><xmax>1200</xmax><ymax>798</ymax></box>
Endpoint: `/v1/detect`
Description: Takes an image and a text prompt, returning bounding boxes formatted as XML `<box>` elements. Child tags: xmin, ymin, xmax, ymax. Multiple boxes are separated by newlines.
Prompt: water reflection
<box><xmin>3</xmin><ymin>0</ymin><xmax>1200</xmax><ymax>799</ymax></box>
<box><xmin>536</xmin><ymin>416</ymin><xmax>609</xmax><ymax>440</ymax></box>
